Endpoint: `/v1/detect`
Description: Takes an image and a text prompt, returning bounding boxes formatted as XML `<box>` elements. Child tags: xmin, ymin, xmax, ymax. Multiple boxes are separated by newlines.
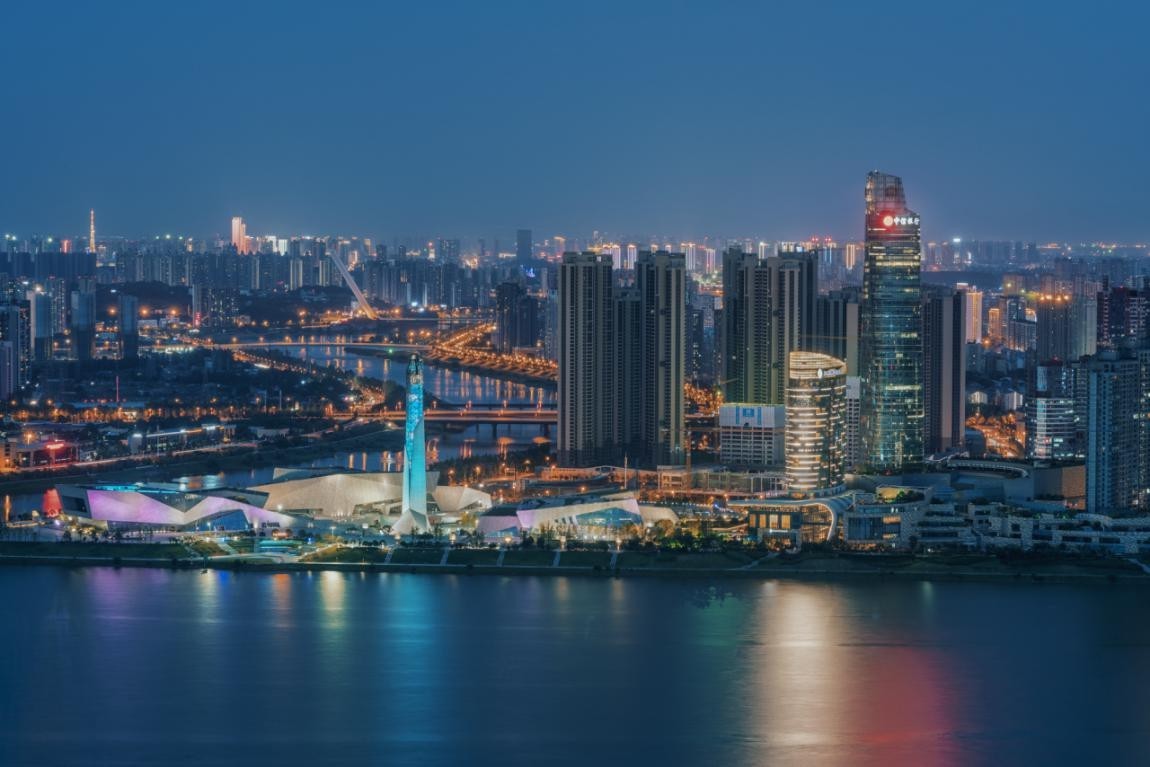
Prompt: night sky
<box><xmin>4</xmin><ymin>0</ymin><xmax>1148</xmax><ymax>242</ymax></box>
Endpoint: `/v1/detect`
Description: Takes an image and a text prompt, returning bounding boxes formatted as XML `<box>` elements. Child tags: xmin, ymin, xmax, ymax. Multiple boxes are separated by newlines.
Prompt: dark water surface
<box><xmin>2</xmin><ymin>568</ymin><xmax>1149</xmax><ymax>766</ymax></box>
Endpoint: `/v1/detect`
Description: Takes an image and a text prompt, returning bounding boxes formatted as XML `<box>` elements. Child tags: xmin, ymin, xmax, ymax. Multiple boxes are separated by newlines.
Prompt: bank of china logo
<box><xmin>882</xmin><ymin>215</ymin><xmax>919</xmax><ymax>227</ymax></box>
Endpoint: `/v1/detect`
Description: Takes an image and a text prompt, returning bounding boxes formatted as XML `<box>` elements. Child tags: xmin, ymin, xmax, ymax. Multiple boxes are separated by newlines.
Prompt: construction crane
<box><xmin>329</xmin><ymin>252</ymin><xmax>380</xmax><ymax>320</ymax></box>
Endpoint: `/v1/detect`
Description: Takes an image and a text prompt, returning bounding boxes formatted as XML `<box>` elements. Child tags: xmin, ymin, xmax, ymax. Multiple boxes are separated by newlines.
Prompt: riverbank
<box><xmin>1</xmin><ymin>543</ymin><xmax>1146</xmax><ymax>586</ymax></box>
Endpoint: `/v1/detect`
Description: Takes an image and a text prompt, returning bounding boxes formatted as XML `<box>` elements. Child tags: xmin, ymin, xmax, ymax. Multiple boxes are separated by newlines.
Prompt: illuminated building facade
<box><xmin>785</xmin><ymin>351</ymin><xmax>846</xmax><ymax>495</ymax></box>
<box><xmin>1084</xmin><ymin>349</ymin><xmax>1150</xmax><ymax>514</ymax></box>
<box><xmin>230</xmin><ymin>216</ymin><xmax>247</xmax><ymax>254</ymax></box>
<box><xmin>718</xmin><ymin>404</ymin><xmax>786</xmax><ymax>468</ymax></box>
<box><xmin>1026</xmin><ymin>361</ymin><xmax>1077</xmax><ymax>461</ymax></box>
<box><xmin>845</xmin><ymin>375</ymin><xmax>861</xmax><ymax>470</ymax></box>
<box><xmin>859</xmin><ymin>171</ymin><xmax>924</xmax><ymax>470</ymax></box>
<box><xmin>956</xmin><ymin>282</ymin><xmax>983</xmax><ymax>343</ymax></box>
<box><xmin>400</xmin><ymin>354</ymin><xmax>429</xmax><ymax>532</ymax></box>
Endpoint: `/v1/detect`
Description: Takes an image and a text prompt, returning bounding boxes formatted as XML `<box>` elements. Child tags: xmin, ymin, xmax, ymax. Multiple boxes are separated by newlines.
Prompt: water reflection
<box><xmin>5</xmin><ymin>570</ymin><xmax>1150</xmax><ymax>765</ymax></box>
<box><xmin>285</xmin><ymin>341</ymin><xmax>556</xmax><ymax>407</ymax></box>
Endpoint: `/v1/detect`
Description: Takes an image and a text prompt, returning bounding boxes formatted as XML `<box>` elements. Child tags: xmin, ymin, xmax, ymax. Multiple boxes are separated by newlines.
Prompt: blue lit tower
<box><xmin>859</xmin><ymin>171</ymin><xmax>924</xmax><ymax>471</ymax></box>
<box><xmin>400</xmin><ymin>354</ymin><xmax>429</xmax><ymax>533</ymax></box>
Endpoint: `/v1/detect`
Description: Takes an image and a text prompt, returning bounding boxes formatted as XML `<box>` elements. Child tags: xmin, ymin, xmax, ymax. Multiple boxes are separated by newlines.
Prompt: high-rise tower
<box><xmin>516</xmin><ymin>229</ymin><xmax>533</xmax><ymax>263</ymax></box>
<box><xmin>398</xmin><ymin>354</ymin><xmax>429</xmax><ymax>534</ymax></box>
<box><xmin>786</xmin><ymin>351</ymin><xmax>847</xmax><ymax>495</ymax></box>
<box><xmin>231</xmin><ymin>216</ymin><xmax>247</xmax><ymax>254</ymax></box>
<box><xmin>720</xmin><ymin>246</ymin><xmax>771</xmax><ymax>404</ymax></box>
<box><xmin>557</xmin><ymin>252</ymin><xmax>616</xmax><ymax>464</ymax></box>
<box><xmin>88</xmin><ymin>209</ymin><xmax>96</xmax><ymax>254</ymax></box>
<box><xmin>1085</xmin><ymin>351</ymin><xmax>1143</xmax><ymax>513</ymax></box>
<box><xmin>766</xmin><ymin>246</ymin><xmax>818</xmax><ymax>404</ymax></box>
<box><xmin>636</xmin><ymin>250</ymin><xmax>686</xmax><ymax>465</ymax></box>
<box><xmin>859</xmin><ymin>171</ymin><xmax>924</xmax><ymax>471</ymax></box>
<box><xmin>922</xmin><ymin>287</ymin><xmax>967</xmax><ymax>455</ymax></box>
<box><xmin>1036</xmin><ymin>294</ymin><xmax>1072</xmax><ymax>362</ymax></box>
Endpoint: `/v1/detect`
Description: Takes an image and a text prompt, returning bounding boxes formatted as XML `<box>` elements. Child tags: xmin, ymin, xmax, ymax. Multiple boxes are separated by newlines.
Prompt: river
<box><xmin>1</xmin><ymin>568</ymin><xmax>1147</xmax><ymax>766</ymax></box>
<box><xmin>257</xmin><ymin>335</ymin><xmax>554</xmax><ymax>407</ymax></box>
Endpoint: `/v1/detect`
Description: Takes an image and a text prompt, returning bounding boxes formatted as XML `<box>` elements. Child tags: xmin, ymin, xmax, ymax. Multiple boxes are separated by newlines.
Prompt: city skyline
<box><xmin>7</xmin><ymin>3</ymin><xmax>1150</xmax><ymax>764</ymax></box>
<box><xmin>9</xmin><ymin>206</ymin><xmax>1150</xmax><ymax>254</ymax></box>
<box><xmin>4</xmin><ymin>2</ymin><xmax>1150</xmax><ymax>242</ymax></box>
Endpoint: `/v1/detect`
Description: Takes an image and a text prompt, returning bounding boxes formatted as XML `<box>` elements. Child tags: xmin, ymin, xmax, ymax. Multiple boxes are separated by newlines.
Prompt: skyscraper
<box><xmin>956</xmin><ymin>282</ymin><xmax>983</xmax><ymax>343</ymax></box>
<box><xmin>636</xmin><ymin>250</ymin><xmax>686</xmax><ymax>466</ymax></box>
<box><xmin>786</xmin><ymin>351</ymin><xmax>847</xmax><ymax>495</ymax></box>
<box><xmin>25</xmin><ymin>289</ymin><xmax>51</xmax><ymax>363</ymax></box>
<box><xmin>0</xmin><ymin>305</ymin><xmax>29</xmax><ymax>388</ymax></box>
<box><xmin>1035</xmin><ymin>294</ymin><xmax>1072</xmax><ymax>362</ymax></box>
<box><xmin>70</xmin><ymin>287</ymin><xmax>96</xmax><ymax>362</ymax></box>
<box><xmin>1026</xmin><ymin>360</ymin><xmax>1078</xmax><ymax>461</ymax></box>
<box><xmin>436</xmin><ymin>238</ymin><xmax>461</xmax><ymax>263</ymax></box>
<box><xmin>1068</xmin><ymin>292</ymin><xmax>1098</xmax><ymax>360</ymax></box>
<box><xmin>814</xmin><ymin>288</ymin><xmax>860</xmax><ymax>376</ymax></box>
<box><xmin>0</xmin><ymin>341</ymin><xmax>15</xmax><ymax>401</ymax></box>
<box><xmin>765</xmin><ymin>247</ymin><xmax>818</xmax><ymax>403</ymax></box>
<box><xmin>859</xmin><ymin>171</ymin><xmax>924</xmax><ymax>471</ymax></box>
<box><xmin>88</xmin><ymin>209</ymin><xmax>96</xmax><ymax>254</ymax></box>
<box><xmin>720</xmin><ymin>246</ymin><xmax>771</xmax><ymax>404</ymax></box>
<box><xmin>613</xmin><ymin>288</ymin><xmax>643</xmax><ymax>451</ymax></box>
<box><xmin>118</xmin><ymin>294</ymin><xmax>140</xmax><ymax>361</ymax></box>
<box><xmin>231</xmin><ymin>216</ymin><xmax>247</xmax><ymax>254</ymax></box>
<box><xmin>1085</xmin><ymin>351</ymin><xmax>1143</xmax><ymax>513</ymax></box>
<box><xmin>494</xmin><ymin>282</ymin><xmax>539</xmax><ymax>353</ymax></box>
<box><xmin>844</xmin><ymin>375</ymin><xmax>862</xmax><ymax>470</ymax></box>
<box><xmin>922</xmin><ymin>287</ymin><xmax>967</xmax><ymax>455</ymax></box>
<box><xmin>399</xmin><ymin>354</ymin><xmax>429</xmax><ymax>534</ymax></box>
<box><xmin>557</xmin><ymin>252</ymin><xmax>616</xmax><ymax>464</ymax></box>
<box><xmin>516</xmin><ymin>229</ymin><xmax>533</xmax><ymax>263</ymax></box>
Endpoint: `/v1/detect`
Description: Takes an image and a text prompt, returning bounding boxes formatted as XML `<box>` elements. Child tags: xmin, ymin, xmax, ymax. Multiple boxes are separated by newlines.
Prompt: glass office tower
<box><xmin>859</xmin><ymin>171</ymin><xmax>924</xmax><ymax>471</ymax></box>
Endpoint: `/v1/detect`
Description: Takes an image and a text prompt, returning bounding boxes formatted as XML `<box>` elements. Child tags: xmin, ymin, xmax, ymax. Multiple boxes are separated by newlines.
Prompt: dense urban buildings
<box><xmin>556</xmin><ymin>249</ymin><xmax>686</xmax><ymax>468</ymax></box>
<box><xmin>4</xmin><ymin>174</ymin><xmax>1150</xmax><ymax>515</ymax></box>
